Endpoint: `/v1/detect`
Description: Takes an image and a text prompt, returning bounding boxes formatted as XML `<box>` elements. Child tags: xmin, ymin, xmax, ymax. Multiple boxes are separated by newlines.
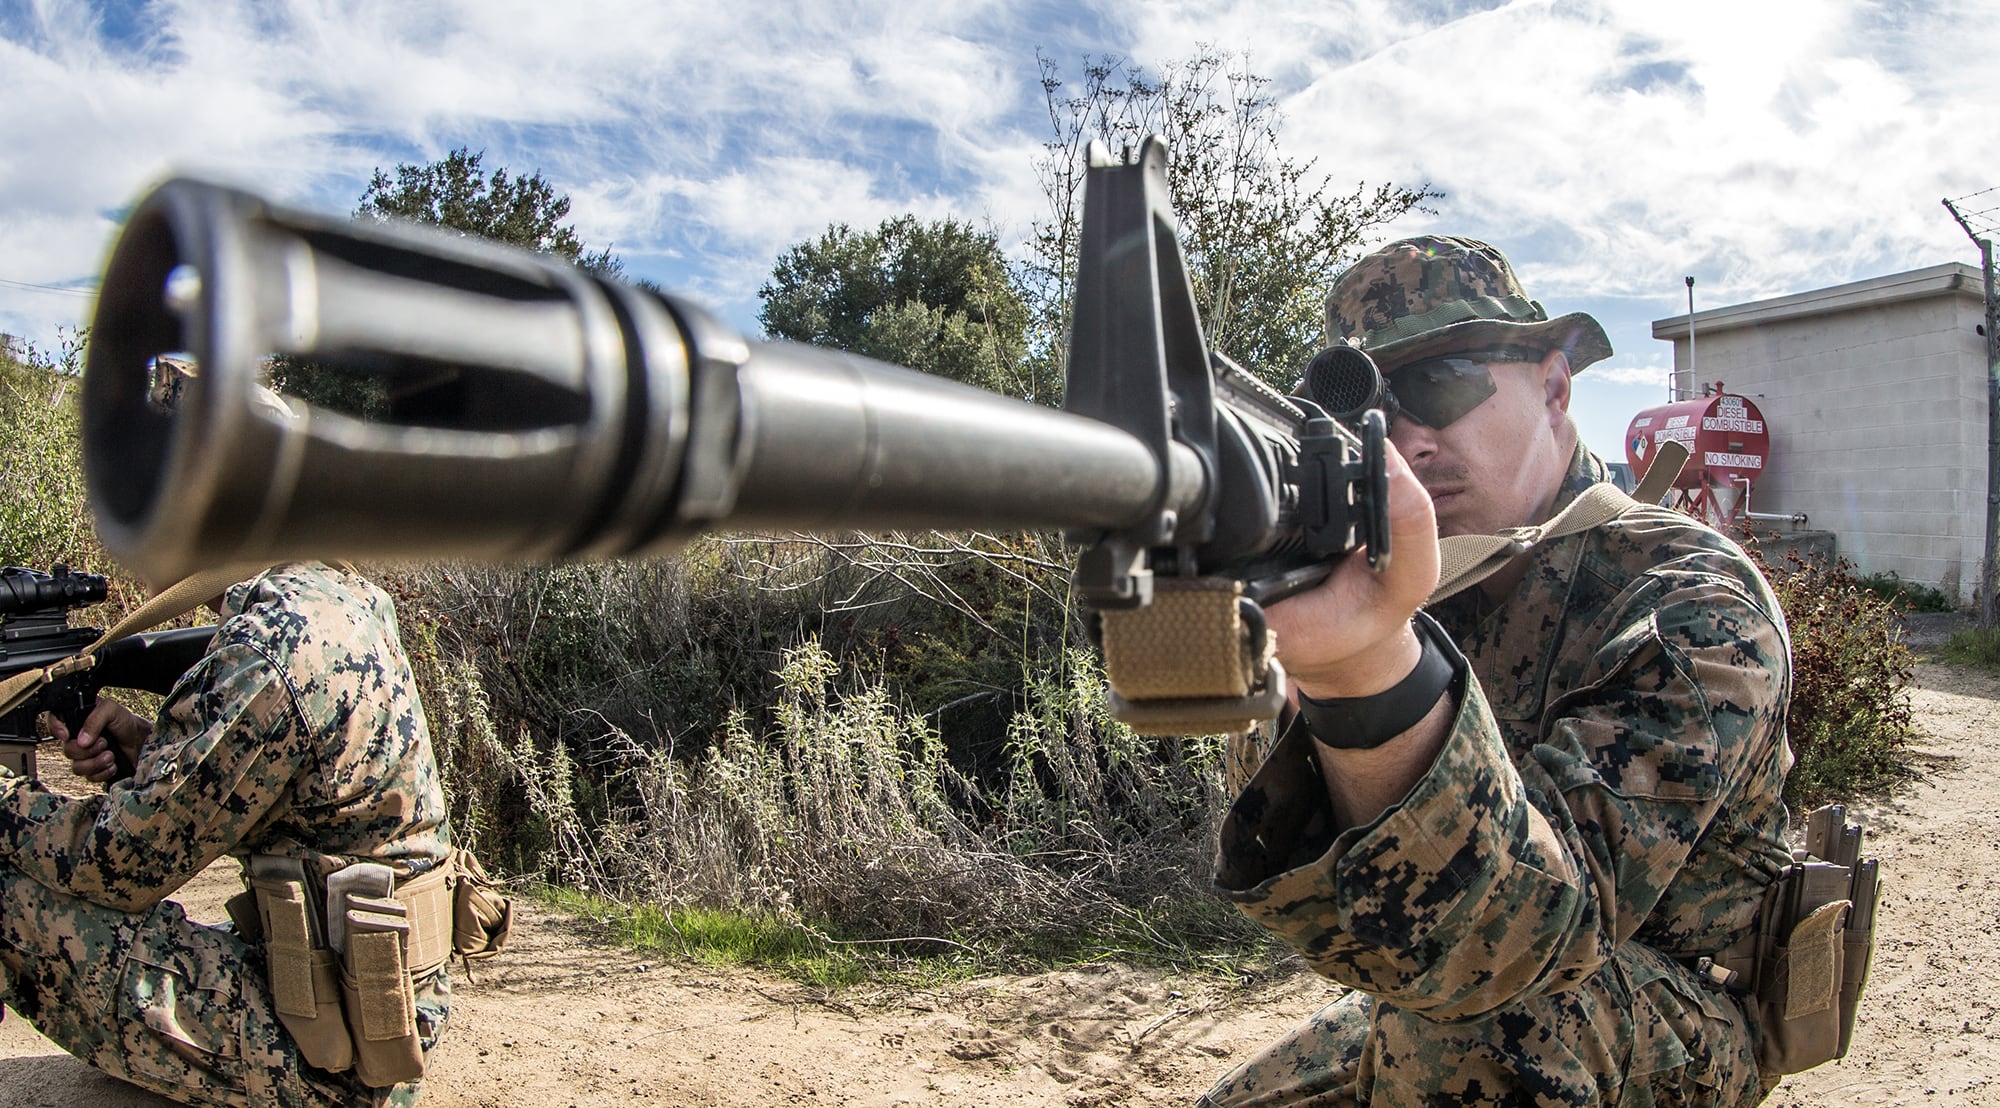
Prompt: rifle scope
<box><xmin>1301</xmin><ymin>343</ymin><xmax>1391</xmax><ymax>425</ymax></box>
<box><xmin>0</xmin><ymin>566</ymin><xmax>108</xmax><ymax>618</ymax></box>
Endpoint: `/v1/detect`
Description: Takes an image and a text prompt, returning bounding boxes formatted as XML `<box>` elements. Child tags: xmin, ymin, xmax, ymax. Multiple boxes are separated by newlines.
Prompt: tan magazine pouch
<box><xmin>1737</xmin><ymin>804</ymin><xmax>1882</xmax><ymax>1076</ymax></box>
<box><xmin>248</xmin><ymin>857</ymin><xmax>354</xmax><ymax>1073</ymax></box>
<box><xmin>339</xmin><ymin>896</ymin><xmax>425</xmax><ymax>1088</ymax></box>
<box><xmin>392</xmin><ymin>865</ymin><xmax>455</xmax><ymax>976</ymax></box>
<box><xmin>1752</xmin><ymin>893</ymin><xmax>1851</xmax><ymax>1074</ymax></box>
<box><xmin>449</xmin><ymin>848</ymin><xmax>513</xmax><ymax>965</ymax></box>
<box><xmin>247</xmin><ymin>853</ymin><xmax>460</xmax><ymax>1086</ymax></box>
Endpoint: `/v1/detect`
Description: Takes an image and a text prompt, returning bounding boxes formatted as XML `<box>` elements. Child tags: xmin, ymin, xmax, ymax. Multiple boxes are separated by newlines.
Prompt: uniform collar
<box><xmin>1431</xmin><ymin>443</ymin><xmax>1608</xmax><ymax>722</ymax></box>
<box><xmin>1545</xmin><ymin>442</ymin><xmax>1610</xmax><ymax>522</ymax></box>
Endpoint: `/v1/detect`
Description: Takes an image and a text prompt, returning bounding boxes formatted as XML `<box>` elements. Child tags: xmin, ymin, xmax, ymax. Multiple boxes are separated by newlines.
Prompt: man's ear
<box><xmin>1541</xmin><ymin>350</ymin><xmax>1573</xmax><ymax>422</ymax></box>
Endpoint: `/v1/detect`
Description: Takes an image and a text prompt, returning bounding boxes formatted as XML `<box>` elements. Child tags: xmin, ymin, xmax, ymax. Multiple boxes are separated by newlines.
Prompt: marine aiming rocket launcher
<box><xmin>80</xmin><ymin>136</ymin><xmax>1390</xmax><ymax>733</ymax></box>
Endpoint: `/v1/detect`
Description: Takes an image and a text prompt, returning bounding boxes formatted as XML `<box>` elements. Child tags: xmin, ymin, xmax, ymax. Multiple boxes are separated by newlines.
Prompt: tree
<box><xmin>357</xmin><ymin>146</ymin><xmax>621</xmax><ymax>275</ymax></box>
<box><xmin>1026</xmin><ymin>49</ymin><xmax>1441</xmax><ymax>393</ymax></box>
<box><xmin>273</xmin><ymin>149</ymin><xmax>624</xmax><ymax>414</ymax></box>
<box><xmin>758</xmin><ymin>216</ymin><xmax>1033</xmax><ymax>400</ymax></box>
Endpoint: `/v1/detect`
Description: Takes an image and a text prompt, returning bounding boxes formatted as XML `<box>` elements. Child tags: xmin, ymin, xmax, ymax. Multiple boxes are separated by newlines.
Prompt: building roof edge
<box><xmin>1651</xmin><ymin>262</ymin><xmax>1984</xmax><ymax>339</ymax></box>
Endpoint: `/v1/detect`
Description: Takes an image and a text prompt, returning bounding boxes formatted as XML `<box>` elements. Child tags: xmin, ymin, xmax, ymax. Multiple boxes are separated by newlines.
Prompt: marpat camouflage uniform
<box><xmin>0</xmin><ymin>562</ymin><xmax>453</xmax><ymax>1107</ymax></box>
<box><xmin>1203</xmin><ymin>448</ymin><xmax>1794</xmax><ymax>1107</ymax></box>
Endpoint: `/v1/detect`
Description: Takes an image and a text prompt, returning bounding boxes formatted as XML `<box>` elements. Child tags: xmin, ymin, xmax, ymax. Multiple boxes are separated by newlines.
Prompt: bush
<box><xmin>390</xmin><ymin>541</ymin><xmax>1259</xmax><ymax>968</ymax></box>
<box><xmin>0</xmin><ymin>338</ymin><xmax>160</xmax><ymax>617</ymax></box>
<box><xmin>1855</xmin><ymin>570</ymin><xmax>1954</xmax><ymax>613</ymax></box>
<box><xmin>2</xmin><ymin>339</ymin><xmax>98</xmax><ymax>569</ymax></box>
<box><xmin>1748</xmin><ymin>545</ymin><xmax>1921</xmax><ymax>808</ymax></box>
<box><xmin>431</xmin><ymin>626</ymin><xmax>1253</xmax><ymax>964</ymax></box>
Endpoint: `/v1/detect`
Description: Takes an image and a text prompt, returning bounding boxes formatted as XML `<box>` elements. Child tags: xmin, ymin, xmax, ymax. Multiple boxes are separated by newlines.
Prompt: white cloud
<box><xmin>1269</xmin><ymin>0</ymin><xmax>1996</xmax><ymax>307</ymax></box>
<box><xmin>1590</xmin><ymin>360</ymin><xmax>1671</xmax><ymax>391</ymax></box>
<box><xmin>0</xmin><ymin>0</ymin><xmax>1067</xmax><ymax>345</ymax></box>
<box><xmin>3</xmin><ymin>0</ymin><xmax>1996</xmax><ymax>382</ymax></box>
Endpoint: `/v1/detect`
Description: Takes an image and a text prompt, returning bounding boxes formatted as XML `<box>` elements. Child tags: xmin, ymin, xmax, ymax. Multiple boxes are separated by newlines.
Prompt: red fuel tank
<box><xmin>1625</xmin><ymin>390</ymin><xmax>1769</xmax><ymax>492</ymax></box>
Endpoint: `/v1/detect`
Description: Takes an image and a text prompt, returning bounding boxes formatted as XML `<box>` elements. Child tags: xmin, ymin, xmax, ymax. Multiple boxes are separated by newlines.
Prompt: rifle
<box><xmin>79</xmin><ymin>136</ymin><xmax>1390</xmax><ymax>733</ymax></box>
<box><xmin>0</xmin><ymin>565</ymin><xmax>215</xmax><ymax>778</ymax></box>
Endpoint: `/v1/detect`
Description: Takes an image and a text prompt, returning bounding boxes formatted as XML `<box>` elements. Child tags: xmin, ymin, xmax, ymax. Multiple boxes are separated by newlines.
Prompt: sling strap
<box><xmin>1430</xmin><ymin>441</ymin><xmax>1688</xmax><ymax>605</ymax></box>
<box><xmin>1099</xmin><ymin>576</ymin><xmax>1285</xmax><ymax>736</ymax></box>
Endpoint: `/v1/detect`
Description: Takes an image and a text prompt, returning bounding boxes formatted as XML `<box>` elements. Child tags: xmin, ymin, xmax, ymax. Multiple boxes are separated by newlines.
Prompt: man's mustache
<box><xmin>1413</xmin><ymin>462</ymin><xmax>1469</xmax><ymax>490</ymax></box>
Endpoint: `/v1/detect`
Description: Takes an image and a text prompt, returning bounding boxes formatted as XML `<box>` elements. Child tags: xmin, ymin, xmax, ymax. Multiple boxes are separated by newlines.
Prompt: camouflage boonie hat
<box><xmin>1325</xmin><ymin>236</ymin><xmax>1612</xmax><ymax>374</ymax></box>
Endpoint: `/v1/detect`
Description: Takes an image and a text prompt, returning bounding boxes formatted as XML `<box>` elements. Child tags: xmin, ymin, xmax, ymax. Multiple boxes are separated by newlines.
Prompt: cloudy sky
<box><xmin>2</xmin><ymin>0</ymin><xmax>1995</xmax><ymax>460</ymax></box>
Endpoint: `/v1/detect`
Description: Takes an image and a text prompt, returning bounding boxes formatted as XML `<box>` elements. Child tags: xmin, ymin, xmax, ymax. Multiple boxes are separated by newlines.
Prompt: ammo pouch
<box><xmin>1711</xmin><ymin>804</ymin><xmax>1882</xmax><ymax>1076</ymax></box>
<box><xmin>247</xmin><ymin>856</ymin><xmax>356</xmax><ymax>1073</ymax></box>
<box><xmin>340</xmin><ymin>892</ymin><xmax>425</xmax><ymax>1087</ymax></box>
<box><xmin>246</xmin><ymin>854</ymin><xmax>458</xmax><ymax>1088</ymax></box>
<box><xmin>449</xmin><ymin>847</ymin><xmax>513</xmax><ymax>968</ymax></box>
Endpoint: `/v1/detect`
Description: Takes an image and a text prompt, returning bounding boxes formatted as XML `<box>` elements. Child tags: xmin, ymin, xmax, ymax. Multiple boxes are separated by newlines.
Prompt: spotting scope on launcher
<box><xmin>80</xmin><ymin>136</ymin><xmax>1390</xmax><ymax>733</ymax></box>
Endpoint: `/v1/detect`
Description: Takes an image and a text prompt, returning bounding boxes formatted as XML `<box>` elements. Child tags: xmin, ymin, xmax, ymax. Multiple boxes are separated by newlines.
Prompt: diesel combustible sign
<box><xmin>1624</xmin><ymin>391</ymin><xmax>1771</xmax><ymax>492</ymax></box>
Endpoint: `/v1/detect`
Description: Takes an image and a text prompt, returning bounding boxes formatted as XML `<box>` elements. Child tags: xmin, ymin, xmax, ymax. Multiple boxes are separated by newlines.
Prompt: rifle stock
<box><xmin>83</xmin><ymin>136</ymin><xmax>1386</xmax><ymax>730</ymax></box>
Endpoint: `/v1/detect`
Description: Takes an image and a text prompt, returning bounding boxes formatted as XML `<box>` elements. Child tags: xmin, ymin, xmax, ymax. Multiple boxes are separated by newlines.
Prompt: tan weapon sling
<box><xmin>1426</xmin><ymin>441</ymin><xmax>1684</xmax><ymax>605</ymax></box>
<box><xmin>0</xmin><ymin>557</ymin><xmax>373</xmax><ymax>728</ymax></box>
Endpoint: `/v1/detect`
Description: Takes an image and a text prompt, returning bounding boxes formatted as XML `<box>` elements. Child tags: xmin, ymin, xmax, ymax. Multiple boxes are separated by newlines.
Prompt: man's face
<box><xmin>1382</xmin><ymin>348</ymin><xmax>1574</xmax><ymax>538</ymax></box>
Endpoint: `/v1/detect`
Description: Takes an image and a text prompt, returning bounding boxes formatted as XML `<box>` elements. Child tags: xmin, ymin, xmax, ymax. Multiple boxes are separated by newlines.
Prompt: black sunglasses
<box><xmin>1385</xmin><ymin>346</ymin><xmax>1546</xmax><ymax>431</ymax></box>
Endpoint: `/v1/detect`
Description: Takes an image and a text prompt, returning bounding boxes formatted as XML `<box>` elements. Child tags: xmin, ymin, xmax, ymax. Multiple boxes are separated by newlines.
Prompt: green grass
<box><xmin>632</xmin><ymin>906</ymin><xmax>878</xmax><ymax>990</ymax></box>
<box><xmin>1940</xmin><ymin>626</ymin><xmax>2000</xmax><ymax>668</ymax></box>
<box><xmin>1855</xmin><ymin>570</ymin><xmax>1955</xmax><ymax>614</ymax></box>
<box><xmin>531</xmin><ymin>884</ymin><xmax>1276</xmax><ymax>992</ymax></box>
<box><xmin>538</xmin><ymin>885</ymin><xmax>931</xmax><ymax>989</ymax></box>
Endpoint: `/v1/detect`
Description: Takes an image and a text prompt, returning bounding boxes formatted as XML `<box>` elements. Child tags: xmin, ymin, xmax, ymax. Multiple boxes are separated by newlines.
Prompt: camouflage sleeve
<box><xmin>0</xmin><ymin>640</ymin><xmax>302</xmax><ymax>911</ymax></box>
<box><xmin>1215</xmin><ymin>579</ymin><xmax>1788</xmax><ymax>1021</ymax></box>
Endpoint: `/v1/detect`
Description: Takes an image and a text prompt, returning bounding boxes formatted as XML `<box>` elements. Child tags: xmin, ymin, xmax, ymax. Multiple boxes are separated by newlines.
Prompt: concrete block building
<box><xmin>1651</xmin><ymin>262</ymin><xmax>1990</xmax><ymax>604</ymax></box>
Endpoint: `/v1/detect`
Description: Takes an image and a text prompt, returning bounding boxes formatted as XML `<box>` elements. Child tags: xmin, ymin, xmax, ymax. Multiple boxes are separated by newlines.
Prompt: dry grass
<box><xmin>394</xmin><ymin>543</ymin><xmax>1257</xmax><ymax>967</ymax></box>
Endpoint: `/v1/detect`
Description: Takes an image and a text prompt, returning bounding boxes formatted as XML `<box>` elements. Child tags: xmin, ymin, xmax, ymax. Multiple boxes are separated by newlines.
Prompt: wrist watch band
<box><xmin>1297</xmin><ymin>616</ymin><xmax>1461</xmax><ymax>750</ymax></box>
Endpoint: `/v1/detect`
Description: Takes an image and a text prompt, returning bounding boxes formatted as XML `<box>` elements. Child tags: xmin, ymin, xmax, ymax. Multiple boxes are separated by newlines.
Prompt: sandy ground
<box><xmin>2</xmin><ymin>662</ymin><xmax>1995</xmax><ymax>1107</ymax></box>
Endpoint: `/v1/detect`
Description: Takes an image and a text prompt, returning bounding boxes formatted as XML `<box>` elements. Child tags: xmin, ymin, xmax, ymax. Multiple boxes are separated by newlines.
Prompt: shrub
<box><xmin>1854</xmin><ymin>570</ymin><xmax>1954</xmax><ymax>614</ymax></box>
<box><xmin>1748</xmin><ymin>545</ymin><xmax>1921</xmax><ymax>808</ymax></box>
<box><xmin>2</xmin><ymin>341</ymin><xmax>96</xmax><ymax>569</ymax></box>
<box><xmin>1</xmin><ymin>338</ymin><xmax>159</xmax><ymax>618</ymax></box>
<box><xmin>429</xmin><ymin>628</ymin><xmax>1254</xmax><ymax>965</ymax></box>
<box><xmin>391</xmin><ymin>544</ymin><xmax>1259</xmax><ymax>968</ymax></box>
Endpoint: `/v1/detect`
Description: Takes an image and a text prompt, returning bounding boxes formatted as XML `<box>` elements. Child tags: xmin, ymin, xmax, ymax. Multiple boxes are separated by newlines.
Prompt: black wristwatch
<box><xmin>1296</xmin><ymin>614</ymin><xmax>1463</xmax><ymax>750</ymax></box>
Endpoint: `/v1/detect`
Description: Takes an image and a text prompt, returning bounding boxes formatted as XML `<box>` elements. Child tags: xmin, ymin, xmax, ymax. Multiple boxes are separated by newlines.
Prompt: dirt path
<box><xmin>1763</xmin><ymin>662</ymin><xmax>2000</xmax><ymax>1107</ymax></box>
<box><xmin>3</xmin><ymin>663</ymin><xmax>1994</xmax><ymax>1106</ymax></box>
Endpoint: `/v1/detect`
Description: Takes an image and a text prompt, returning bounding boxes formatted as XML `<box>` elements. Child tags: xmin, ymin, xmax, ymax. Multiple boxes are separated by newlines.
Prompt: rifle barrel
<box><xmin>83</xmin><ymin>179</ymin><xmax>1200</xmax><ymax>584</ymax></box>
